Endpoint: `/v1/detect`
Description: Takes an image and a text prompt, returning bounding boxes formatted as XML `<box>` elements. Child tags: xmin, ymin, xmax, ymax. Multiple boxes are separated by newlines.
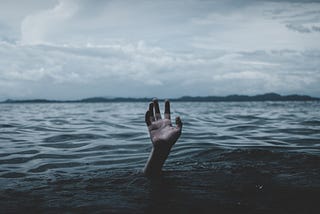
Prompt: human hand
<box><xmin>145</xmin><ymin>99</ymin><xmax>182</xmax><ymax>149</ymax></box>
<box><xmin>143</xmin><ymin>99</ymin><xmax>182</xmax><ymax>176</ymax></box>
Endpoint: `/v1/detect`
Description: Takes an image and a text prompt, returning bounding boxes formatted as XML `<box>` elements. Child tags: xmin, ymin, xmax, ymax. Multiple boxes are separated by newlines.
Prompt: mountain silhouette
<box><xmin>2</xmin><ymin>93</ymin><xmax>319</xmax><ymax>103</ymax></box>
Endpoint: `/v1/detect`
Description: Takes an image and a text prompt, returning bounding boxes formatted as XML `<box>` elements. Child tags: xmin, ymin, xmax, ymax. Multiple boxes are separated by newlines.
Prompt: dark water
<box><xmin>0</xmin><ymin>102</ymin><xmax>319</xmax><ymax>213</ymax></box>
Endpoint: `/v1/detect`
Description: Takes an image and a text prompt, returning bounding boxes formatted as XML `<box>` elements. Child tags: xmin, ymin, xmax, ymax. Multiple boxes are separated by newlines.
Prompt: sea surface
<box><xmin>0</xmin><ymin>101</ymin><xmax>319</xmax><ymax>213</ymax></box>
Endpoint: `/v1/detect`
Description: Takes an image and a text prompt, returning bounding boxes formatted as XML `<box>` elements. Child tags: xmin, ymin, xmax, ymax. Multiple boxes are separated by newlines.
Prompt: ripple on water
<box><xmin>1</xmin><ymin>172</ymin><xmax>26</xmax><ymax>178</ymax></box>
<box><xmin>40</xmin><ymin>142</ymin><xmax>89</xmax><ymax>149</ymax></box>
<box><xmin>109</xmin><ymin>132</ymin><xmax>145</xmax><ymax>140</ymax></box>
<box><xmin>228</xmin><ymin>125</ymin><xmax>260</xmax><ymax>131</ymax></box>
<box><xmin>301</xmin><ymin>120</ymin><xmax>320</xmax><ymax>126</ymax></box>
<box><xmin>43</xmin><ymin>133</ymin><xmax>106</xmax><ymax>143</ymax></box>
<box><xmin>0</xmin><ymin>157</ymin><xmax>31</xmax><ymax>164</ymax></box>
<box><xmin>0</xmin><ymin>124</ymin><xmax>16</xmax><ymax>128</ymax></box>
<box><xmin>0</xmin><ymin>102</ymin><xmax>320</xmax><ymax>213</ymax></box>
<box><xmin>29</xmin><ymin>162</ymin><xmax>83</xmax><ymax>173</ymax></box>
<box><xmin>0</xmin><ymin>102</ymin><xmax>319</xmax><ymax>182</ymax></box>
<box><xmin>49</xmin><ymin>119</ymin><xmax>70</xmax><ymax>125</ymax></box>
<box><xmin>278</xmin><ymin>128</ymin><xmax>320</xmax><ymax>135</ymax></box>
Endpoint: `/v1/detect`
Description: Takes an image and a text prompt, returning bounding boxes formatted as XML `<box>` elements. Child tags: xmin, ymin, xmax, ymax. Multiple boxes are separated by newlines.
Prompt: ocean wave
<box><xmin>0</xmin><ymin>102</ymin><xmax>319</xmax><ymax>213</ymax></box>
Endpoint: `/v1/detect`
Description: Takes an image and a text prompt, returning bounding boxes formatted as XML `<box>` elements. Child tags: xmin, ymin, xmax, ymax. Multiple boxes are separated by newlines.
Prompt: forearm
<box><xmin>143</xmin><ymin>146</ymin><xmax>171</xmax><ymax>176</ymax></box>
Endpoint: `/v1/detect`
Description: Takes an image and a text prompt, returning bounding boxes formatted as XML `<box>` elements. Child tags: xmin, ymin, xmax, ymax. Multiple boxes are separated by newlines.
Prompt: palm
<box><xmin>149</xmin><ymin>118</ymin><xmax>181</xmax><ymax>147</ymax></box>
<box><xmin>145</xmin><ymin>99</ymin><xmax>182</xmax><ymax>149</ymax></box>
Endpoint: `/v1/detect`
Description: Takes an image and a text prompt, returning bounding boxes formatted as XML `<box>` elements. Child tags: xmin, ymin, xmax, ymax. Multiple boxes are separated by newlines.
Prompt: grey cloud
<box><xmin>286</xmin><ymin>23</ymin><xmax>311</xmax><ymax>33</ymax></box>
<box><xmin>266</xmin><ymin>3</ymin><xmax>320</xmax><ymax>35</ymax></box>
<box><xmin>312</xmin><ymin>25</ymin><xmax>320</xmax><ymax>31</ymax></box>
<box><xmin>267</xmin><ymin>0</ymin><xmax>320</xmax><ymax>2</ymax></box>
<box><xmin>0</xmin><ymin>0</ymin><xmax>320</xmax><ymax>99</ymax></box>
<box><xmin>1</xmin><ymin>41</ymin><xmax>319</xmax><ymax>100</ymax></box>
<box><xmin>286</xmin><ymin>23</ymin><xmax>320</xmax><ymax>33</ymax></box>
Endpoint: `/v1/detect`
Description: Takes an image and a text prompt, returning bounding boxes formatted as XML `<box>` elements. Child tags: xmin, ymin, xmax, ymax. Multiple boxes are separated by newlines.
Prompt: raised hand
<box><xmin>143</xmin><ymin>99</ymin><xmax>182</xmax><ymax>176</ymax></box>
<box><xmin>145</xmin><ymin>99</ymin><xmax>182</xmax><ymax>149</ymax></box>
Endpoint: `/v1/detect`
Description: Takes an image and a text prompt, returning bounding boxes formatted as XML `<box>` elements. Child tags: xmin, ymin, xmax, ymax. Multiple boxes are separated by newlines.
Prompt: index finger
<box><xmin>164</xmin><ymin>99</ymin><xmax>170</xmax><ymax>120</ymax></box>
<box><xmin>153</xmin><ymin>98</ymin><xmax>161</xmax><ymax>120</ymax></box>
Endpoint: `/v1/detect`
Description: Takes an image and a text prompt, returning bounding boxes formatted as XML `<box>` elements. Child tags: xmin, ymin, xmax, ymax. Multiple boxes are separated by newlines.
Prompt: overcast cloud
<box><xmin>0</xmin><ymin>0</ymin><xmax>319</xmax><ymax>100</ymax></box>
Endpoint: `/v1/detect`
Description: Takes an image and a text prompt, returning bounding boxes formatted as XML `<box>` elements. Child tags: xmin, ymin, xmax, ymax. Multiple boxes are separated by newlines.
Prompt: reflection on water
<box><xmin>0</xmin><ymin>102</ymin><xmax>319</xmax><ymax>213</ymax></box>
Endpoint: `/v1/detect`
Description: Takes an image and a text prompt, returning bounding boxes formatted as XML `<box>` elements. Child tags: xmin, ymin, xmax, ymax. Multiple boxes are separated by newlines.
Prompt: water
<box><xmin>0</xmin><ymin>101</ymin><xmax>319</xmax><ymax>213</ymax></box>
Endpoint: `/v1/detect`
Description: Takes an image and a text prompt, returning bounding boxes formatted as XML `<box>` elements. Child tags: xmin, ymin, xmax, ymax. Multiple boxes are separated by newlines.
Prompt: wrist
<box><xmin>143</xmin><ymin>145</ymin><xmax>171</xmax><ymax>176</ymax></box>
<box><xmin>153</xmin><ymin>142</ymin><xmax>172</xmax><ymax>153</ymax></box>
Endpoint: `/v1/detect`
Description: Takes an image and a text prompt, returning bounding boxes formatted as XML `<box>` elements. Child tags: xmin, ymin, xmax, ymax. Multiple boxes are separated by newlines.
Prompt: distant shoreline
<box><xmin>1</xmin><ymin>93</ymin><xmax>319</xmax><ymax>103</ymax></box>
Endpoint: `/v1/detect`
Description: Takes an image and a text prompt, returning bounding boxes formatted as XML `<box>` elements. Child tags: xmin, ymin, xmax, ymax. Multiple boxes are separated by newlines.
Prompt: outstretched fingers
<box><xmin>145</xmin><ymin>102</ymin><xmax>155</xmax><ymax>127</ymax></box>
<box><xmin>153</xmin><ymin>98</ymin><xmax>161</xmax><ymax>120</ymax></box>
<box><xmin>164</xmin><ymin>99</ymin><xmax>170</xmax><ymax>120</ymax></box>
<box><xmin>175</xmin><ymin>116</ymin><xmax>183</xmax><ymax>132</ymax></box>
<box><xmin>149</xmin><ymin>102</ymin><xmax>155</xmax><ymax>121</ymax></box>
<box><xmin>145</xmin><ymin>110</ymin><xmax>151</xmax><ymax>126</ymax></box>
<box><xmin>147</xmin><ymin>99</ymin><xmax>175</xmax><ymax>123</ymax></box>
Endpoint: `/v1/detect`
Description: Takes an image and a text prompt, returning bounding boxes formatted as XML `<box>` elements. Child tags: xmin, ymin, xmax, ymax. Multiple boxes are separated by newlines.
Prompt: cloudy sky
<box><xmin>0</xmin><ymin>0</ymin><xmax>320</xmax><ymax>100</ymax></box>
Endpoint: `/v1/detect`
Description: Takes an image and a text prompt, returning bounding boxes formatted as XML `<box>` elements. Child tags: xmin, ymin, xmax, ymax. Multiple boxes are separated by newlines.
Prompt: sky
<box><xmin>0</xmin><ymin>0</ymin><xmax>320</xmax><ymax>100</ymax></box>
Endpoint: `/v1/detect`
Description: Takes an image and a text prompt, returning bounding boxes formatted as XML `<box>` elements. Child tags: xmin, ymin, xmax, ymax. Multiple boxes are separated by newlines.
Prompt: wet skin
<box><xmin>144</xmin><ymin>99</ymin><xmax>183</xmax><ymax>176</ymax></box>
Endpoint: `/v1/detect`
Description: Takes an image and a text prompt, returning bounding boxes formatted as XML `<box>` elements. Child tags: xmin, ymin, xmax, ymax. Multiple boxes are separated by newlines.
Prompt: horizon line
<box><xmin>1</xmin><ymin>92</ymin><xmax>319</xmax><ymax>103</ymax></box>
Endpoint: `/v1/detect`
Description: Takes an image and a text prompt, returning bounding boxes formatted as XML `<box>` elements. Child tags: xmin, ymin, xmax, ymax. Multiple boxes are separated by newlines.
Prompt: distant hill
<box><xmin>80</xmin><ymin>97</ymin><xmax>150</xmax><ymax>102</ymax></box>
<box><xmin>175</xmin><ymin>93</ymin><xmax>320</xmax><ymax>102</ymax></box>
<box><xmin>2</xmin><ymin>93</ymin><xmax>319</xmax><ymax>103</ymax></box>
<box><xmin>3</xmin><ymin>99</ymin><xmax>60</xmax><ymax>103</ymax></box>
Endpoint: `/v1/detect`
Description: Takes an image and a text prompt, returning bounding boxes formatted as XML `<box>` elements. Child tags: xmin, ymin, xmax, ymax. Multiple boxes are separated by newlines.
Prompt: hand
<box><xmin>145</xmin><ymin>99</ymin><xmax>182</xmax><ymax>149</ymax></box>
<box><xmin>143</xmin><ymin>99</ymin><xmax>182</xmax><ymax>176</ymax></box>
